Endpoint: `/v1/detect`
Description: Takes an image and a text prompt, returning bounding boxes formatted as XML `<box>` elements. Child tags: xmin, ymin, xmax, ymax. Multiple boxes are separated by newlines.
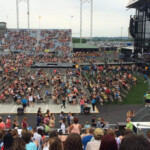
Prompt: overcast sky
<box><xmin>0</xmin><ymin>0</ymin><xmax>134</xmax><ymax>37</ymax></box>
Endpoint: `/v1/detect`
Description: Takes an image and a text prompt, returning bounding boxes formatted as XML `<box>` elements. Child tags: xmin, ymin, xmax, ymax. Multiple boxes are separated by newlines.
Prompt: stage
<box><xmin>0</xmin><ymin>103</ymin><xmax>99</xmax><ymax>114</ymax></box>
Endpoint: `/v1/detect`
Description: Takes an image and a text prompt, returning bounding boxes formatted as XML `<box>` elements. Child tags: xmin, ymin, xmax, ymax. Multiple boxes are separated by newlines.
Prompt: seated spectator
<box><xmin>0</xmin><ymin>94</ymin><xmax>5</xmax><ymax>102</ymax></box>
<box><xmin>64</xmin><ymin>133</ymin><xmax>83</xmax><ymax>150</ymax></box>
<box><xmin>120</xmin><ymin>134</ymin><xmax>150</xmax><ymax>150</ymax></box>
<box><xmin>86</xmin><ymin>128</ymin><xmax>104</xmax><ymax>150</ymax></box>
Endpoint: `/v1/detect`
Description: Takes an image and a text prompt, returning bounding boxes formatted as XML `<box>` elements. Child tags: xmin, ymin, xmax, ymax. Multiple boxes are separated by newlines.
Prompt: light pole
<box><xmin>80</xmin><ymin>0</ymin><xmax>82</xmax><ymax>43</ymax></box>
<box><xmin>80</xmin><ymin>0</ymin><xmax>93</xmax><ymax>43</ymax></box>
<box><xmin>16</xmin><ymin>0</ymin><xmax>30</xmax><ymax>29</ymax></box>
<box><xmin>71</xmin><ymin>16</ymin><xmax>73</xmax><ymax>30</ymax></box>
<box><xmin>16</xmin><ymin>0</ymin><xmax>19</xmax><ymax>29</ymax></box>
<box><xmin>90</xmin><ymin>0</ymin><xmax>93</xmax><ymax>42</ymax></box>
<box><xmin>39</xmin><ymin>16</ymin><xmax>41</xmax><ymax>29</ymax></box>
<box><xmin>27</xmin><ymin>0</ymin><xmax>30</xmax><ymax>29</ymax></box>
<box><xmin>121</xmin><ymin>27</ymin><xmax>123</xmax><ymax>48</ymax></box>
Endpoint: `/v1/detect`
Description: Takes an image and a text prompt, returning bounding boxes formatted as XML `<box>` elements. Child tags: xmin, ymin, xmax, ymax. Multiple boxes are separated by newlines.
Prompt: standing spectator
<box><xmin>61</xmin><ymin>96</ymin><xmax>66</xmax><ymax>109</ymax></box>
<box><xmin>21</xmin><ymin>97</ymin><xmax>28</xmax><ymax>112</ymax></box>
<box><xmin>70</xmin><ymin>113</ymin><xmax>74</xmax><ymax>125</ymax></box>
<box><xmin>37</xmin><ymin>108</ymin><xmax>42</xmax><ymax>116</ymax></box>
<box><xmin>69</xmin><ymin>117</ymin><xmax>81</xmax><ymax>134</ymax></box>
<box><xmin>33</xmin><ymin>128</ymin><xmax>42</xmax><ymax>150</ymax></box>
<box><xmin>49</xmin><ymin>137</ymin><xmax>63</xmax><ymax>150</ymax></box>
<box><xmin>60</xmin><ymin>118</ymin><xmax>66</xmax><ymax>134</ymax></box>
<box><xmin>37</xmin><ymin>114</ymin><xmax>42</xmax><ymax>127</ymax></box>
<box><xmin>45</xmin><ymin>109</ymin><xmax>51</xmax><ymax>118</ymax></box>
<box><xmin>96</xmin><ymin>118</ymin><xmax>102</xmax><ymax>128</ymax></box>
<box><xmin>64</xmin><ymin>133</ymin><xmax>83</xmax><ymax>150</ymax></box>
<box><xmin>44</xmin><ymin>114</ymin><xmax>50</xmax><ymax>125</ymax></box>
<box><xmin>125</xmin><ymin>118</ymin><xmax>133</xmax><ymax>131</ymax></box>
<box><xmin>0</xmin><ymin>117</ymin><xmax>5</xmax><ymax>130</ymax></box>
<box><xmin>86</xmin><ymin>128</ymin><xmax>104</xmax><ymax>150</ymax></box>
<box><xmin>11</xmin><ymin>137</ymin><xmax>26</xmax><ymax>150</ymax></box>
<box><xmin>82</xmin><ymin>128</ymin><xmax>94</xmax><ymax>150</ymax></box>
<box><xmin>92</xmin><ymin>116</ymin><xmax>96</xmax><ymax>127</ymax></box>
<box><xmin>12</xmin><ymin>117</ymin><xmax>19</xmax><ymax>129</ymax></box>
<box><xmin>99</xmin><ymin>134</ymin><xmax>118</xmax><ymax>150</ymax></box>
<box><xmin>120</xmin><ymin>134</ymin><xmax>150</xmax><ymax>150</ymax></box>
<box><xmin>59</xmin><ymin>111</ymin><xmax>65</xmax><ymax>126</ymax></box>
<box><xmin>28</xmin><ymin>93</ymin><xmax>33</xmax><ymax>107</ymax></box>
<box><xmin>92</xmin><ymin>98</ymin><xmax>96</xmax><ymax>112</ymax></box>
<box><xmin>67</xmin><ymin>112</ymin><xmax>71</xmax><ymax>126</ymax></box>
<box><xmin>84</xmin><ymin>121</ymin><xmax>91</xmax><ymax>129</ymax></box>
<box><xmin>147</xmin><ymin>130</ymin><xmax>150</xmax><ymax>142</ymax></box>
<box><xmin>22</xmin><ymin>117</ymin><xmax>28</xmax><ymax>129</ymax></box>
<box><xmin>22</xmin><ymin>132</ymin><xmax>38</xmax><ymax>150</ymax></box>
<box><xmin>49</xmin><ymin>116</ymin><xmax>55</xmax><ymax>128</ymax></box>
<box><xmin>80</xmin><ymin>97</ymin><xmax>85</xmax><ymax>114</ymax></box>
<box><xmin>1</xmin><ymin>133</ymin><xmax>13</xmax><ymax>150</ymax></box>
<box><xmin>6</xmin><ymin>116</ymin><xmax>11</xmax><ymax>129</ymax></box>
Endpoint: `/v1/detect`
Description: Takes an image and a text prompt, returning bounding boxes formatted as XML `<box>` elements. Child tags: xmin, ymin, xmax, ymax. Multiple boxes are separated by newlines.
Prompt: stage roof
<box><xmin>127</xmin><ymin>0</ymin><xmax>149</xmax><ymax>8</ymax></box>
<box><xmin>73</xmin><ymin>43</ymin><xmax>98</xmax><ymax>49</ymax></box>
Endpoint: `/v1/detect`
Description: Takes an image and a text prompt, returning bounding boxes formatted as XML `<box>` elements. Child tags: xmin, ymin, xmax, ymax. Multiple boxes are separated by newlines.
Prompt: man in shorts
<box><xmin>21</xmin><ymin>97</ymin><xmax>28</xmax><ymax>112</ymax></box>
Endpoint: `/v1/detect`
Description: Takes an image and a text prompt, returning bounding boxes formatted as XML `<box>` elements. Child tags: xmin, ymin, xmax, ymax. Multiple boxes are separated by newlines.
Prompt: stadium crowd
<box><xmin>82</xmin><ymin>64</ymin><xmax>140</xmax><ymax>105</ymax></box>
<box><xmin>0</xmin><ymin>113</ymin><xmax>150</xmax><ymax>150</ymax></box>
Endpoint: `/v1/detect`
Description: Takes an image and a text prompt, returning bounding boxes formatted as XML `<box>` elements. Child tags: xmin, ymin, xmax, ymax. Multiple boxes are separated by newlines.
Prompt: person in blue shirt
<box><xmin>21</xmin><ymin>97</ymin><xmax>27</xmax><ymax>112</ymax></box>
<box><xmin>91</xmin><ymin>98</ymin><xmax>96</xmax><ymax>112</ymax></box>
<box><xmin>84</xmin><ymin>121</ymin><xmax>91</xmax><ymax>129</ymax></box>
<box><xmin>82</xmin><ymin>128</ymin><xmax>94</xmax><ymax>150</ymax></box>
<box><xmin>22</xmin><ymin>132</ymin><xmax>38</xmax><ymax>150</ymax></box>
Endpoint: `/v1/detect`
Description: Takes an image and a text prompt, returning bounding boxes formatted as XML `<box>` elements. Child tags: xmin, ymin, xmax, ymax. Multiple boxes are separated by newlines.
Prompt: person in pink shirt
<box><xmin>6</xmin><ymin>116</ymin><xmax>11</xmax><ymax>129</ymax></box>
<box><xmin>0</xmin><ymin>117</ymin><xmax>6</xmax><ymax>130</ymax></box>
<box><xmin>69</xmin><ymin>117</ymin><xmax>81</xmax><ymax>135</ymax></box>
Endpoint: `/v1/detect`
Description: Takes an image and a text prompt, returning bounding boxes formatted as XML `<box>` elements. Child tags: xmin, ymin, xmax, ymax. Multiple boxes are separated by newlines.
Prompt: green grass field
<box><xmin>122</xmin><ymin>75</ymin><xmax>149</xmax><ymax>104</ymax></box>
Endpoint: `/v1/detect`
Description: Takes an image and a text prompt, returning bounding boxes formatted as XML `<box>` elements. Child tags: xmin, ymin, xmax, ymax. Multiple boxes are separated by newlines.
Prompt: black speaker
<box><xmin>84</xmin><ymin>107</ymin><xmax>91</xmax><ymax>115</ymax></box>
<box><xmin>17</xmin><ymin>108</ymin><xmax>24</xmax><ymax>114</ymax></box>
<box><xmin>117</xmin><ymin>122</ymin><xmax>126</xmax><ymax>130</ymax></box>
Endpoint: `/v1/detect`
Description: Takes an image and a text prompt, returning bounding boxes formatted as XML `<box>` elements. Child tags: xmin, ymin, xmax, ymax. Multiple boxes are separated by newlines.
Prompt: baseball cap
<box><xmin>94</xmin><ymin>128</ymin><xmax>104</xmax><ymax>137</ymax></box>
<box><xmin>8</xmin><ymin>115</ymin><xmax>11</xmax><ymax>118</ymax></box>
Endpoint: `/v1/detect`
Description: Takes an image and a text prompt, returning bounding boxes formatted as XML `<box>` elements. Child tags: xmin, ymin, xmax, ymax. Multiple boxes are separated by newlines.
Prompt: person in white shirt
<box><xmin>33</xmin><ymin>128</ymin><xmax>42</xmax><ymax>150</ymax></box>
<box><xmin>86</xmin><ymin>128</ymin><xmax>104</xmax><ymax>150</ymax></box>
